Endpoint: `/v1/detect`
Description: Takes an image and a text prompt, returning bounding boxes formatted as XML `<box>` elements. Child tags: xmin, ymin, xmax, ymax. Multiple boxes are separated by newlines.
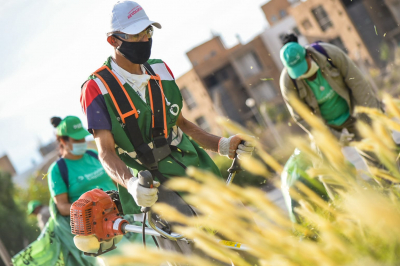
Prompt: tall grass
<box><xmin>105</xmin><ymin>94</ymin><xmax>400</xmax><ymax>266</ymax></box>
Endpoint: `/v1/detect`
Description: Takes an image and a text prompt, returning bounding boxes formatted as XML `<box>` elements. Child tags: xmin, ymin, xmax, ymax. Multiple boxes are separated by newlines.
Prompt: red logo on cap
<box><xmin>128</xmin><ymin>6</ymin><xmax>143</xmax><ymax>19</ymax></box>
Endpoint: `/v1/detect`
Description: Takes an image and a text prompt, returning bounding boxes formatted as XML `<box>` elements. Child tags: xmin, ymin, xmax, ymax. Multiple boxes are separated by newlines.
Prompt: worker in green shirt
<box><xmin>279</xmin><ymin>40</ymin><xmax>382</xmax><ymax>166</ymax></box>
<box><xmin>281</xmin><ymin>149</ymin><xmax>328</xmax><ymax>223</ymax></box>
<box><xmin>47</xmin><ymin>116</ymin><xmax>116</xmax><ymax>207</ymax></box>
<box><xmin>13</xmin><ymin>116</ymin><xmax>112</xmax><ymax>266</ymax></box>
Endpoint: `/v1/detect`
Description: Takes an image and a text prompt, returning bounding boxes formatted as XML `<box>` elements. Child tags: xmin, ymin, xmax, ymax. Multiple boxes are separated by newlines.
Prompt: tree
<box><xmin>0</xmin><ymin>171</ymin><xmax>39</xmax><ymax>266</ymax></box>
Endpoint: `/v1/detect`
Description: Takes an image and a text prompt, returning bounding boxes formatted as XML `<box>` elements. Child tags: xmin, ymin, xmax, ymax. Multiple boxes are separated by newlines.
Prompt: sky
<box><xmin>0</xmin><ymin>0</ymin><xmax>270</xmax><ymax>174</ymax></box>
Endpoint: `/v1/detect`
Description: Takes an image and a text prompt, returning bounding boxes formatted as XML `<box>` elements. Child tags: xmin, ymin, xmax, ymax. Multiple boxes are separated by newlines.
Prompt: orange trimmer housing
<box><xmin>70</xmin><ymin>189</ymin><xmax>127</xmax><ymax>242</ymax></box>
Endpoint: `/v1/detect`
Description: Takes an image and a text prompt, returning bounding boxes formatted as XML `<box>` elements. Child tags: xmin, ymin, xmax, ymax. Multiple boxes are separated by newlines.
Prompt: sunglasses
<box><xmin>112</xmin><ymin>26</ymin><xmax>154</xmax><ymax>42</ymax></box>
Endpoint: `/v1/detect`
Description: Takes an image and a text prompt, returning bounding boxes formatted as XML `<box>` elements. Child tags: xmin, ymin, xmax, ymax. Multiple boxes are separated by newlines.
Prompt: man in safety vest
<box><xmin>80</xmin><ymin>0</ymin><xmax>254</xmax><ymax>253</ymax></box>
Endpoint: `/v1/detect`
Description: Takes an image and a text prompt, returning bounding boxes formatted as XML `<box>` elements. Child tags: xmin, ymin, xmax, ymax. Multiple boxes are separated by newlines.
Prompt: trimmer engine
<box><xmin>70</xmin><ymin>189</ymin><xmax>128</xmax><ymax>256</ymax></box>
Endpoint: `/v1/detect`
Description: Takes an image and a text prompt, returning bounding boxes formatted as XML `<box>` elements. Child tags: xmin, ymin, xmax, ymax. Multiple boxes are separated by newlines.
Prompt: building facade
<box><xmin>260</xmin><ymin>0</ymin><xmax>309</xmax><ymax>69</ymax></box>
<box><xmin>287</xmin><ymin>0</ymin><xmax>399</xmax><ymax>68</ymax></box>
<box><xmin>288</xmin><ymin>0</ymin><xmax>375</xmax><ymax>65</ymax></box>
<box><xmin>0</xmin><ymin>155</ymin><xmax>16</xmax><ymax>176</ymax></box>
<box><xmin>175</xmin><ymin>69</ymin><xmax>223</xmax><ymax>136</ymax></box>
<box><xmin>185</xmin><ymin>35</ymin><xmax>283</xmax><ymax>127</ymax></box>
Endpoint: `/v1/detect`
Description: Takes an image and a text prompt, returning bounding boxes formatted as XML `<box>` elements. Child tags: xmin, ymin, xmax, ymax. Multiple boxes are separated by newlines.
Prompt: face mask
<box><xmin>298</xmin><ymin>60</ymin><xmax>319</xmax><ymax>79</ymax></box>
<box><xmin>71</xmin><ymin>142</ymin><xmax>88</xmax><ymax>156</ymax></box>
<box><xmin>117</xmin><ymin>38</ymin><xmax>152</xmax><ymax>64</ymax></box>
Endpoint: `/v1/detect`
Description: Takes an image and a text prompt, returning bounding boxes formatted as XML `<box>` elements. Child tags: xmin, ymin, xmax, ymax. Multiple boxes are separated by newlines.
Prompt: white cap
<box><xmin>108</xmin><ymin>1</ymin><xmax>161</xmax><ymax>35</ymax></box>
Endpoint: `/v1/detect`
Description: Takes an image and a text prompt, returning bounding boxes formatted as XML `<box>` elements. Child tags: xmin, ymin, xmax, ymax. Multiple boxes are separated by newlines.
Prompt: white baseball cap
<box><xmin>108</xmin><ymin>1</ymin><xmax>161</xmax><ymax>35</ymax></box>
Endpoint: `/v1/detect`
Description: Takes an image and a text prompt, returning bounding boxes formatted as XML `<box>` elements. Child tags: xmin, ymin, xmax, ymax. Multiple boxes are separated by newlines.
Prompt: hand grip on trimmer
<box><xmin>227</xmin><ymin>140</ymin><xmax>245</xmax><ymax>174</ymax></box>
<box><xmin>138</xmin><ymin>170</ymin><xmax>154</xmax><ymax>213</ymax></box>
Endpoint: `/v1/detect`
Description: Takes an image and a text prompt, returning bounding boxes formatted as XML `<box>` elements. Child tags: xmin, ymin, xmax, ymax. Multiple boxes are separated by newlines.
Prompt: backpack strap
<box><xmin>310</xmin><ymin>42</ymin><xmax>336</xmax><ymax>68</ymax></box>
<box><xmin>85</xmin><ymin>150</ymin><xmax>99</xmax><ymax>160</ymax></box>
<box><xmin>56</xmin><ymin>158</ymin><xmax>69</xmax><ymax>188</ymax></box>
<box><xmin>92</xmin><ymin>65</ymin><xmax>171</xmax><ymax>173</ymax></box>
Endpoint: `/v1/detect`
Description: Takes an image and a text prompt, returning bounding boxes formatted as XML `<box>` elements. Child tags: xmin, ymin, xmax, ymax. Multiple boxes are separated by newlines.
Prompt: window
<box><xmin>252</xmin><ymin>81</ymin><xmax>276</xmax><ymax>101</ymax></box>
<box><xmin>312</xmin><ymin>5</ymin><xmax>333</xmax><ymax>31</ymax></box>
<box><xmin>279</xmin><ymin>10</ymin><xmax>287</xmax><ymax>18</ymax></box>
<box><xmin>235</xmin><ymin>52</ymin><xmax>263</xmax><ymax>78</ymax></box>
<box><xmin>301</xmin><ymin>19</ymin><xmax>312</xmax><ymax>30</ymax></box>
<box><xmin>195</xmin><ymin>116</ymin><xmax>211</xmax><ymax>132</ymax></box>
<box><xmin>180</xmin><ymin>87</ymin><xmax>197</xmax><ymax>110</ymax></box>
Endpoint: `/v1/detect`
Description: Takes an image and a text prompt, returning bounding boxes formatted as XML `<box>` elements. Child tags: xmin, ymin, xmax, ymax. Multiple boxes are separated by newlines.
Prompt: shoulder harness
<box><xmin>92</xmin><ymin>63</ymin><xmax>174</xmax><ymax>182</ymax></box>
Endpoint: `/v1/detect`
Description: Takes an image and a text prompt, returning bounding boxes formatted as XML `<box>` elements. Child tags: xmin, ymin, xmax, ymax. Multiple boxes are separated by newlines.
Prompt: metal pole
<box><xmin>0</xmin><ymin>238</ymin><xmax>11</xmax><ymax>266</ymax></box>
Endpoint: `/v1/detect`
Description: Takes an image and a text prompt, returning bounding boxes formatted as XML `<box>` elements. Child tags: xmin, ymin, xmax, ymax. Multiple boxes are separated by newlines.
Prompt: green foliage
<box><xmin>0</xmin><ymin>171</ymin><xmax>39</xmax><ymax>262</ymax></box>
<box><xmin>15</xmin><ymin>177</ymin><xmax>50</xmax><ymax>208</ymax></box>
<box><xmin>261</xmin><ymin>102</ymin><xmax>291</xmax><ymax>124</ymax></box>
<box><xmin>213</xmin><ymin>155</ymin><xmax>269</xmax><ymax>187</ymax></box>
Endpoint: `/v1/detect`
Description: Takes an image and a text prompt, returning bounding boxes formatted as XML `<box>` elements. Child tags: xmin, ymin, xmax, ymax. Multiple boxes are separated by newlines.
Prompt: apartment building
<box><xmin>185</xmin><ymin>35</ymin><xmax>283</xmax><ymax>127</ymax></box>
<box><xmin>260</xmin><ymin>0</ymin><xmax>309</xmax><ymax>69</ymax></box>
<box><xmin>0</xmin><ymin>154</ymin><xmax>16</xmax><ymax>176</ymax></box>
<box><xmin>175</xmin><ymin>69</ymin><xmax>223</xmax><ymax>136</ymax></box>
<box><xmin>288</xmin><ymin>0</ymin><xmax>374</xmax><ymax>65</ymax></box>
<box><xmin>288</xmin><ymin>0</ymin><xmax>399</xmax><ymax>68</ymax></box>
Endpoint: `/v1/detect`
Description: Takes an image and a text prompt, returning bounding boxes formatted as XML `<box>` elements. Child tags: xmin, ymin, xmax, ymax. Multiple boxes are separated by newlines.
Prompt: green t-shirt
<box><xmin>306</xmin><ymin>69</ymin><xmax>350</xmax><ymax>126</ymax></box>
<box><xmin>48</xmin><ymin>150</ymin><xmax>116</xmax><ymax>203</ymax></box>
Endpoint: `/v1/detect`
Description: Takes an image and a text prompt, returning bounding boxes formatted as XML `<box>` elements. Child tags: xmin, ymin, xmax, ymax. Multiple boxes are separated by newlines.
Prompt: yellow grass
<box><xmin>107</xmin><ymin>96</ymin><xmax>400</xmax><ymax>266</ymax></box>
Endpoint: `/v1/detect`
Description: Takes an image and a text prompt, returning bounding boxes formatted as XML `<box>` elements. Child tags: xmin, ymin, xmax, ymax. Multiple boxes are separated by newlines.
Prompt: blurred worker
<box><xmin>27</xmin><ymin>200</ymin><xmax>50</xmax><ymax>231</ymax></box>
<box><xmin>279</xmin><ymin>38</ymin><xmax>382</xmax><ymax>166</ymax></box>
<box><xmin>47</xmin><ymin>116</ymin><xmax>117</xmax><ymax>216</ymax></box>
<box><xmin>48</xmin><ymin>116</ymin><xmax>119</xmax><ymax>265</ymax></box>
<box><xmin>13</xmin><ymin>116</ymin><xmax>109</xmax><ymax>266</ymax></box>
<box><xmin>281</xmin><ymin>149</ymin><xmax>328</xmax><ymax>223</ymax></box>
<box><xmin>80</xmin><ymin>0</ymin><xmax>254</xmax><ymax>259</ymax></box>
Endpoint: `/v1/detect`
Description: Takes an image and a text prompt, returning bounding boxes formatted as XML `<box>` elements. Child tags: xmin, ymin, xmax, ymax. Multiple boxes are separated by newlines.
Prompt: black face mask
<box><xmin>116</xmin><ymin>38</ymin><xmax>152</xmax><ymax>64</ymax></box>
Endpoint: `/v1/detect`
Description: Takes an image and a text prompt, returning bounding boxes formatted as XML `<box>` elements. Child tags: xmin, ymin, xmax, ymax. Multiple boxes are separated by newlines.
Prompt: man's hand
<box><xmin>127</xmin><ymin>177</ymin><xmax>160</xmax><ymax>207</ymax></box>
<box><xmin>219</xmin><ymin>135</ymin><xmax>255</xmax><ymax>159</ymax></box>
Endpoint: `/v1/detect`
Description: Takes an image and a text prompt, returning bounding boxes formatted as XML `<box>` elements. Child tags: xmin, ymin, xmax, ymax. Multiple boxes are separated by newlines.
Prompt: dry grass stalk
<box><xmin>108</xmin><ymin>96</ymin><xmax>400</xmax><ymax>265</ymax></box>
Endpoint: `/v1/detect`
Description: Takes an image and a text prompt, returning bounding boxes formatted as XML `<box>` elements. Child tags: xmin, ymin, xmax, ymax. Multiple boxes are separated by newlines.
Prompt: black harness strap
<box><xmin>93</xmin><ymin>65</ymin><xmax>171</xmax><ymax>173</ymax></box>
<box><xmin>94</xmin><ymin>67</ymin><xmax>157</xmax><ymax>170</ymax></box>
<box><xmin>143</xmin><ymin>63</ymin><xmax>169</xmax><ymax>150</ymax></box>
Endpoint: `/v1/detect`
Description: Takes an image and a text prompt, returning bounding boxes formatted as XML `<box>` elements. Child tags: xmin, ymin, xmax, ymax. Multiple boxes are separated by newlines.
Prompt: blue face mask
<box><xmin>71</xmin><ymin>142</ymin><xmax>87</xmax><ymax>155</ymax></box>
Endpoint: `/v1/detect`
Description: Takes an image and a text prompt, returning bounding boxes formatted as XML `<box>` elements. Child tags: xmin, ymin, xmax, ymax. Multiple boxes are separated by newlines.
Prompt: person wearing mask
<box><xmin>279</xmin><ymin>41</ymin><xmax>382</xmax><ymax>166</ymax></box>
<box><xmin>47</xmin><ymin>116</ymin><xmax>117</xmax><ymax>216</ymax></box>
<box><xmin>27</xmin><ymin>200</ymin><xmax>50</xmax><ymax>231</ymax></box>
<box><xmin>80</xmin><ymin>0</ymin><xmax>255</xmax><ymax>259</ymax></box>
<box><xmin>14</xmin><ymin>116</ymin><xmax>112</xmax><ymax>266</ymax></box>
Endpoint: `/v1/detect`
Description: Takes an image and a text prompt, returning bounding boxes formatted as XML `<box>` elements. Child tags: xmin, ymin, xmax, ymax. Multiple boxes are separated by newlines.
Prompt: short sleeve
<box><xmin>47</xmin><ymin>162</ymin><xmax>68</xmax><ymax>198</ymax></box>
<box><xmin>80</xmin><ymin>79</ymin><xmax>112</xmax><ymax>133</ymax></box>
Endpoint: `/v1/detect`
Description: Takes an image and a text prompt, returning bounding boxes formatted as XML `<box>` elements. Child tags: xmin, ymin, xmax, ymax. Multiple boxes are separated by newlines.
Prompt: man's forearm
<box><xmin>179</xmin><ymin>118</ymin><xmax>220</xmax><ymax>152</ymax></box>
<box><xmin>57</xmin><ymin>203</ymin><xmax>72</xmax><ymax>216</ymax></box>
<box><xmin>99</xmin><ymin>151</ymin><xmax>132</xmax><ymax>187</ymax></box>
